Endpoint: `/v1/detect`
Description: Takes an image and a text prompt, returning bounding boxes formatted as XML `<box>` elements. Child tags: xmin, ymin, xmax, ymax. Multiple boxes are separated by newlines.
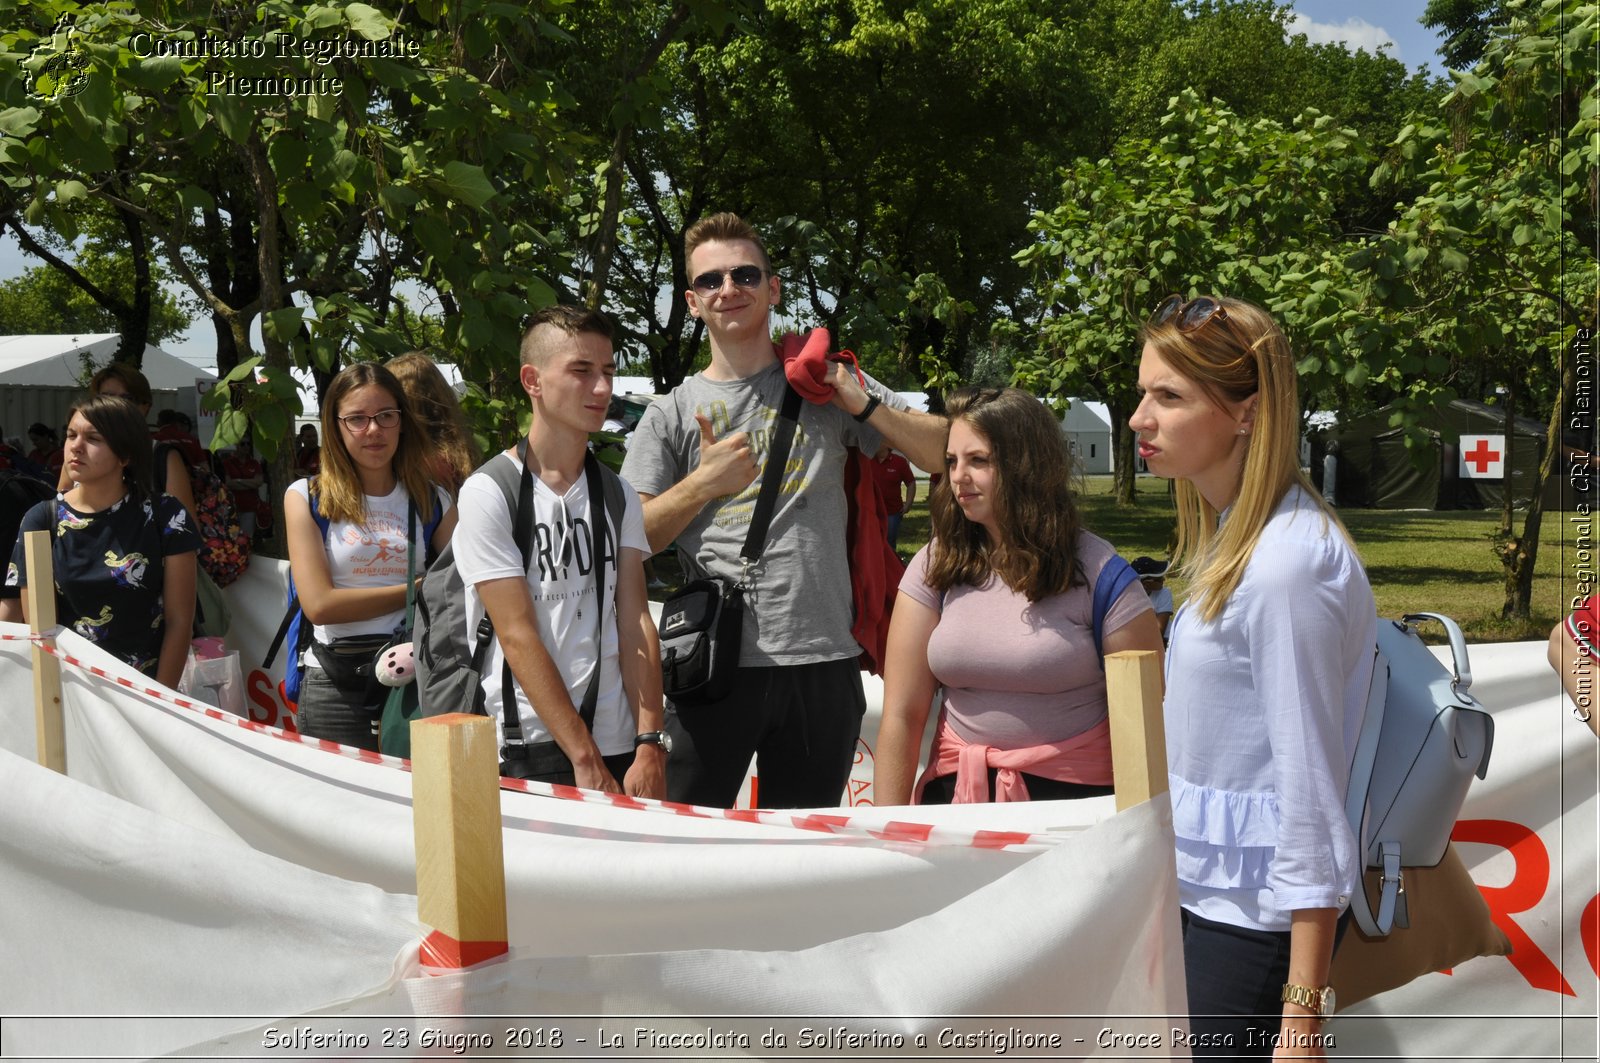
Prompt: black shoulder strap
<box><xmin>740</xmin><ymin>382</ymin><xmax>803</xmax><ymax>566</ymax></box>
<box><xmin>500</xmin><ymin>439</ymin><xmax>539</xmax><ymax>743</ymax></box>
<box><xmin>574</xmin><ymin>451</ymin><xmax>608</xmax><ymax>729</ymax></box>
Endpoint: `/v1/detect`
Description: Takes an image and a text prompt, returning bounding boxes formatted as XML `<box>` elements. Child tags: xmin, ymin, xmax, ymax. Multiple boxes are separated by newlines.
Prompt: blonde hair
<box><xmin>1139</xmin><ymin>297</ymin><xmax>1348</xmax><ymax>622</ymax></box>
<box><xmin>314</xmin><ymin>363</ymin><xmax>438</xmax><ymax>527</ymax></box>
<box><xmin>386</xmin><ymin>351</ymin><xmax>480</xmax><ymax>495</ymax></box>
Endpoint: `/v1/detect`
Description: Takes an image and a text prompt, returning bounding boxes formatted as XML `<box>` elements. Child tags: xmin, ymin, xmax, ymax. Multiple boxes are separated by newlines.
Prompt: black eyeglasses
<box><xmin>690</xmin><ymin>265</ymin><xmax>767</xmax><ymax>294</ymax></box>
<box><xmin>337</xmin><ymin>408</ymin><xmax>402</xmax><ymax>433</ymax></box>
<box><xmin>1152</xmin><ymin>295</ymin><xmax>1228</xmax><ymax>333</ymax></box>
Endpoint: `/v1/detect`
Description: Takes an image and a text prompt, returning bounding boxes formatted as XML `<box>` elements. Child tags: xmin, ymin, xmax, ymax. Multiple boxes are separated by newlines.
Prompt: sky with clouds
<box><xmin>1</xmin><ymin>1</ymin><xmax>1452</xmax><ymax>367</ymax></box>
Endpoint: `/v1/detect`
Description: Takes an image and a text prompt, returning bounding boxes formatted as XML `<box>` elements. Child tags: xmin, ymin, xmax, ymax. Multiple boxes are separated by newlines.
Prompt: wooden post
<box><xmin>24</xmin><ymin>530</ymin><xmax>65</xmax><ymax>774</ymax></box>
<box><xmin>1106</xmin><ymin>649</ymin><xmax>1167</xmax><ymax>812</ymax></box>
<box><xmin>411</xmin><ymin>713</ymin><xmax>508</xmax><ymax>968</ymax></box>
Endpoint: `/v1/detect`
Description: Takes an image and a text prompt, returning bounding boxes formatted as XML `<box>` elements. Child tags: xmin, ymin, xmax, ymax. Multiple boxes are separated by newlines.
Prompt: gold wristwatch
<box><xmin>1280</xmin><ymin>983</ymin><xmax>1336</xmax><ymax>1020</ymax></box>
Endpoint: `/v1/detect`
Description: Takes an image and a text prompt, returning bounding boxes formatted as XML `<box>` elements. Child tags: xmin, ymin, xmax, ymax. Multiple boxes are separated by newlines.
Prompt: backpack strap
<box><xmin>1345</xmin><ymin>640</ymin><xmax>1395</xmax><ymax>936</ymax></box>
<box><xmin>933</xmin><ymin>548</ymin><xmax>1137</xmax><ymax>672</ymax></box>
<box><xmin>263</xmin><ymin>486</ymin><xmax>333</xmax><ymax>669</ymax></box>
<box><xmin>498</xmin><ymin>441</ymin><xmax>539</xmax><ymax>747</ymax></box>
<box><xmin>1091</xmin><ymin>553</ymin><xmax>1141</xmax><ymax>670</ymax></box>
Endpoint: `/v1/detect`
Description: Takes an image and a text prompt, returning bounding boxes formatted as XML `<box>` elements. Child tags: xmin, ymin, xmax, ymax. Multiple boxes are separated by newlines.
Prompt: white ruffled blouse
<box><xmin>1164</xmin><ymin>486</ymin><xmax>1377</xmax><ymax>931</ymax></box>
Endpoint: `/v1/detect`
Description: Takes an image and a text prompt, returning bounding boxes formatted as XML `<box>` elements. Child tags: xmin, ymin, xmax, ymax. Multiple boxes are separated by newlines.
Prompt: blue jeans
<box><xmin>885</xmin><ymin>512</ymin><xmax>903</xmax><ymax>549</ymax></box>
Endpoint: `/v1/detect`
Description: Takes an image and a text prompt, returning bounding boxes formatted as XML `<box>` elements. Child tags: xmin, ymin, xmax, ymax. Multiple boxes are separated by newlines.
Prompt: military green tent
<box><xmin>1317</xmin><ymin>399</ymin><xmax>1562</xmax><ymax>510</ymax></box>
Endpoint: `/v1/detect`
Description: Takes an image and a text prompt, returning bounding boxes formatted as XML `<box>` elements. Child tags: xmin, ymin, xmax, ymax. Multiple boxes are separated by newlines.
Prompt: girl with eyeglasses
<box><xmin>874</xmin><ymin>387</ymin><xmax>1163</xmax><ymax>806</ymax></box>
<box><xmin>2</xmin><ymin>396</ymin><xmax>199</xmax><ymax>688</ymax></box>
<box><xmin>284</xmin><ymin>363</ymin><xmax>457</xmax><ymax>749</ymax></box>
<box><xmin>1132</xmin><ymin>296</ymin><xmax>1375</xmax><ymax>1058</ymax></box>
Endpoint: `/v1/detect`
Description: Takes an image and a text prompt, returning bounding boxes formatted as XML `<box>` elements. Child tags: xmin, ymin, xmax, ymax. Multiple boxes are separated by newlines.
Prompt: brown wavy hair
<box><xmin>386</xmin><ymin>351</ymin><xmax>480</xmax><ymax>496</ymax></box>
<box><xmin>312</xmin><ymin>363</ymin><xmax>438</xmax><ymax>527</ymax></box>
<box><xmin>925</xmin><ymin>387</ymin><xmax>1083</xmax><ymax>602</ymax></box>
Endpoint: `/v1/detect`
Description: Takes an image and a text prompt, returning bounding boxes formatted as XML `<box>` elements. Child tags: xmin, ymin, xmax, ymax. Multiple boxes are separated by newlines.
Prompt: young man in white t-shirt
<box><xmin>450</xmin><ymin>306</ymin><xmax>666</xmax><ymax>796</ymax></box>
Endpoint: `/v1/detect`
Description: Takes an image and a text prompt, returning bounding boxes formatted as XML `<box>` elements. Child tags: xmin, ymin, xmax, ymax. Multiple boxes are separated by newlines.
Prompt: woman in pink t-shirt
<box><xmin>874</xmin><ymin>387</ymin><xmax>1163</xmax><ymax>804</ymax></box>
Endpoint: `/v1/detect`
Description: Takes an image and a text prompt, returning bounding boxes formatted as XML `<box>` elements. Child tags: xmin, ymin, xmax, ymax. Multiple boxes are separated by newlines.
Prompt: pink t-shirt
<box><xmin>900</xmin><ymin>531</ymin><xmax>1153</xmax><ymax>748</ymax></box>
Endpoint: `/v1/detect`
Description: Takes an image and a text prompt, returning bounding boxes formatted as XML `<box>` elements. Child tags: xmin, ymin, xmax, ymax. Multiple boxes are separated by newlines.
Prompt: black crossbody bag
<box><xmin>659</xmin><ymin>383</ymin><xmax>802</xmax><ymax>707</ymax></box>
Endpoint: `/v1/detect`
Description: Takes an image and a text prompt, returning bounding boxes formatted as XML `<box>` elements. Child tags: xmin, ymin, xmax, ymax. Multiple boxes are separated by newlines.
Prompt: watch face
<box><xmin>657</xmin><ymin>730</ymin><xmax>673</xmax><ymax>754</ymax></box>
<box><xmin>1320</xmin><ymin>986</ymin><xmax>1336</xmax><ymax>1016</ymax></box>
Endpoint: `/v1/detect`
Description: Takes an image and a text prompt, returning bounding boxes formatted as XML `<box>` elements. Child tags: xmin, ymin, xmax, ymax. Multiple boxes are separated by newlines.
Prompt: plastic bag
<box><xmin>178</xmin><ymin>647</ymin><xmax>246</xmax><ymax>717</ymax></box>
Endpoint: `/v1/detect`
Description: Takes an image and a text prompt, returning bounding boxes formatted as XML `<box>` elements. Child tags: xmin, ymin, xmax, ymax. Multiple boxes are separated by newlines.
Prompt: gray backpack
<box><xmin>414</xmin><ymin>442</ymin><xmax>626</xmax><ymax>719</ymax></box>
<box><xmin>1344</xmin><ymin>612</ymin><xmax>1494</xmax><ymax>936</ymax></box>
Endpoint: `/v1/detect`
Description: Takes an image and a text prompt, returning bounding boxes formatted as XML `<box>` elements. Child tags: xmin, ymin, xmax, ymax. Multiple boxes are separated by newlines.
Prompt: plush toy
<box><xmin>376</xmin><ymin>641</ymin><xmax>416</xmax><ymax>687</ymax></box>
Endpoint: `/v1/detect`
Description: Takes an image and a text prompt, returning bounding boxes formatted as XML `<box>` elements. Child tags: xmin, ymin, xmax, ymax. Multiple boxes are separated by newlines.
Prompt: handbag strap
<box><xmin>400</xmin><ymin>496</ymin><xmax>418</xmax><ymax>635</ymax></box>
<box><xmin>738</xmin><ymin>382</ymin><xmax>804</xmax><ymax>572</ymax></box>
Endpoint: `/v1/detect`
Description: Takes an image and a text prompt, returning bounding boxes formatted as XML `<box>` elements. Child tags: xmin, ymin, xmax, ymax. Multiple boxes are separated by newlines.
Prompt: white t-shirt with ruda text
<box><xmin>287</xmin><ymin>478</ymin><xmax>451</xmax><ymax>644</ymax></box>
<box><xmin>451</xmin><ymin>453</ymin><xmax>650</xmax><ymax>757</ymax></box>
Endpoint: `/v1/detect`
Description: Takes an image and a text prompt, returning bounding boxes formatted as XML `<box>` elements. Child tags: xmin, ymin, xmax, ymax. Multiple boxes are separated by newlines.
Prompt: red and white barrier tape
<box><xmin>9</xmin><ymin>629</ymin><xmax>1064</xmax><ymax>852</ymax></box>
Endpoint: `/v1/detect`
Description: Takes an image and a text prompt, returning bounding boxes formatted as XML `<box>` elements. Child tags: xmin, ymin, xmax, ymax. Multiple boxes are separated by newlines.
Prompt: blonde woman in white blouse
<box><xmin>1131</xmin><ymin>295</ymin><xmax>1375</xmax><ymax>1060</ymax></box>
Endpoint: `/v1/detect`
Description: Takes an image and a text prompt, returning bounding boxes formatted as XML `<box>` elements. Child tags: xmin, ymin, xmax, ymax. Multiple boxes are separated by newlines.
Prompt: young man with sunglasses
<box><xmin>621</xmin><ymin>212</ymin><xmax>946</xmax><ymax>809</ymax></box>
<box><xmin>450</xmin><ymin>306</ymin><xmax>667</xmax><ymax>796</ymax></box>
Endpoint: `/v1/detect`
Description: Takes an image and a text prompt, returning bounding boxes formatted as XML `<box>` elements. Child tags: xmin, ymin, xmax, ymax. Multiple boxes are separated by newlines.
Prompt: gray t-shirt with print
<box><xmin>621</xmin><ymin>361</ymin><xmax>906</xmax><ymax>667</ymax></box>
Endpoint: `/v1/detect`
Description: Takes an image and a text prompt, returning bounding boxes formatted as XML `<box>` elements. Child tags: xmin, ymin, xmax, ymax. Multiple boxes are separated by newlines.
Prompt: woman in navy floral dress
<box><xmin>2</xmin><ymin>396</ymin><xmax>199</xmax><ymax>687</ymax></box>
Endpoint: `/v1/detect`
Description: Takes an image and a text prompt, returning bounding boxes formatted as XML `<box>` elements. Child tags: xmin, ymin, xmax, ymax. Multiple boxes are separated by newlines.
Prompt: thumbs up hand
<box><xmin>693</xmin><ymin>412</ymin><xmax>760</xmax><ymax>498</ymax></box>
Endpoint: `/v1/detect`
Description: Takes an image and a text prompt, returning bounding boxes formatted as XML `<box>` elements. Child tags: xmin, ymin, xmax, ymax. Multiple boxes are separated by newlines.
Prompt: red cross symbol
<box><xmin>1464</xmin><ymin>438</ymin><xmax>1502</xmax><ymax>474</ymax></box>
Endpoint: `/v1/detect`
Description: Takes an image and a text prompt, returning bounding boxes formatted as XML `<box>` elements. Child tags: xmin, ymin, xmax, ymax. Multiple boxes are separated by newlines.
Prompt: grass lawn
<box><xmin>889</xmin><ymin>474</ymin><xmax>1584</xmax><ymax>644</ymax></box>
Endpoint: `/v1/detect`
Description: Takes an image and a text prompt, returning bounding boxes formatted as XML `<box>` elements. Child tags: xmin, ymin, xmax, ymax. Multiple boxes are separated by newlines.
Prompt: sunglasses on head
<box><xmin>1152</xmin><ymin>294</ymin><xmax>1228</xmax><ymax>333</ymax></box>
<box><xmin>690</xmin><ymin>265</ymin><xmax>767</xmax><ymax>294</ymax></box>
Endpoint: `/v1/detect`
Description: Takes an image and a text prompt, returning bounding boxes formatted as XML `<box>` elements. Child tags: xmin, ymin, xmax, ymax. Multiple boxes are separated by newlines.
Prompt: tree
<box><xmin>1</xmin><ymin>0</ymin><xmax>585</xmax><ymax>549</ymax></box>
<box><xmin>1018</xmin><ymin>92</ymin><xmax>1372</xmax><ymax>502</ymax></box>
<box><xmin>1424</xmin><ymin>0</ymin><xmax>1513</xmax><ymax>69</ymax></box>
<box><xmin>0</xmin><ymin>246</ymin><xmax>192</xmax><ymax>342</ymax></box>
<box><xmin>1299</xmin><ymin>0</ymin><xmax>1597</xmax><ymax>621</ymax></box>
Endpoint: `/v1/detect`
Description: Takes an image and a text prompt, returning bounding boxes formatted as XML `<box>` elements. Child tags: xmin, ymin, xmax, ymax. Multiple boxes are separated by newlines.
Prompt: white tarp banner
<box><xmin>0</xmin><ymin>626</ymin><xmax>1186</xmax><ymax>1061</ymax></box>
<box><xmin>1</xmin><ymin>610</ymin><xmax>1596</xmax><ymax>1061</ymax></box>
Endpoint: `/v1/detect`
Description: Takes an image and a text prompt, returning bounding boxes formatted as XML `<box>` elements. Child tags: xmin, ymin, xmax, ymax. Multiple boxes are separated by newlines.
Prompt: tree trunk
<box><xmin>1107</xmin><ymin>394</ymin><xmax>1137</xmax><ymax>505</ymax></box>
<box><xmin>116</xmin><ymin>207</ymin><xmax>153</xmax><ymax>366</ymax></box>
<box><xmin>584</xmin><ymin>132</ymin><xmax>633</xmax><ymax>311</ymax></box>
<box><xmin>1507</xmin><ymin>355</ymin><xmax>1577</xmax><ymax>619</ymax></box>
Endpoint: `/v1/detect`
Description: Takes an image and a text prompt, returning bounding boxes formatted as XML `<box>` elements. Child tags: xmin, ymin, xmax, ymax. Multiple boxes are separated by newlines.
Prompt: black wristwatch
<box><xmin>634</xmin><ymin>730</ymin><xmax>672</xmax><ymax>753</ymax></box>
<box><xmin>852</xmin><ymin>393</ymin><xmax>881</xmax><ymax>423</ymax></box>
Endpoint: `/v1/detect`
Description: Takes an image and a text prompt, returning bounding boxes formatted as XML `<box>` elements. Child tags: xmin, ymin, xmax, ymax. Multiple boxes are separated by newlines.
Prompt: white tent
<box><xmin>0</xmin><ymin>333</ymin><xmax>213</xmax><ymax>443</ymax></box>
<box><xmin>1062</xmin><ymin>399</ymin><xmax>1114</xmax><ymax>475</ymax></box>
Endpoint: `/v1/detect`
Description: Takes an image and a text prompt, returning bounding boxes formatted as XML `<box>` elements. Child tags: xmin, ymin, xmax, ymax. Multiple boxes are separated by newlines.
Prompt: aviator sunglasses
<box><xmin>690</xmin><ymin>265</ymin><xmax>767</xmax><ymax>294</ymax></box>
<box><xmin>1152</xmin><ymin>294</ymin><xmax>1229</xmax><ymax>333</ymax></box>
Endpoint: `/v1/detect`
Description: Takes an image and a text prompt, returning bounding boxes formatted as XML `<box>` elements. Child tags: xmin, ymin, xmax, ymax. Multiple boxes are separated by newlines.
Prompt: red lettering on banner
<box><xmin>1452</xmin><ymin>819</ymin><xmax>1576</xmax><ymax>996</ymax></box>
<box><xmin>245</xmin><ymin>670</ymin><xmax>280</xmax><ymax>727</ymax></box>
<box><xmin>1583</xmin><ymin>893</ymin><xmax>1599</xmax><ymax>980</ymax></box>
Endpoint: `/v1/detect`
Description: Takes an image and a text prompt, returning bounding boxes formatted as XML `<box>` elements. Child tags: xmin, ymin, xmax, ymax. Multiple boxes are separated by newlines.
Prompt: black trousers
<box><xmin>663</xmin><ymin>658</ymin><xmax>866</xmax><ymax>809</ymax></box>
<box><xmin>1180</xmin><ymin>908</ymin><xmax>1351</xmax><ymax>1058</ymax></box>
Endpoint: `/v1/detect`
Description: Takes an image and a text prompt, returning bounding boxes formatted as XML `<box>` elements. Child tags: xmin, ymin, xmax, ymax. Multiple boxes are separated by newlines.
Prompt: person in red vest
<box><xmin>222</xmin><ymin>435</ymin><xmax>271</xmax><ymax>540</ymax></box>
<box><xmin>870</xmin><ymin>443</ymin><xmax>916</xmax><ymax>550</ymax></box>
<box><xmin>27</xmin><ymin>424</ymin><xmax>64</xmax><ymax>474</ymax></box>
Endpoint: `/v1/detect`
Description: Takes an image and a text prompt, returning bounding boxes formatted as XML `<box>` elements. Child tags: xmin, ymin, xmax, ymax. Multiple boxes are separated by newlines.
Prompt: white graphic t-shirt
<box><xmin>451</xmin><ymin>453</ymin><xmax>649</xmax><ymax>756</ymax></box>
<box><xmin>287</xmin><ymin>478</ymin><xmax>451</xmax><ymax>643</ymax></box>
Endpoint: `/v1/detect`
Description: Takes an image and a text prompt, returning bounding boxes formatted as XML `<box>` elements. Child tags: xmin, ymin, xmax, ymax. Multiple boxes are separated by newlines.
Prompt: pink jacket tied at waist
<box><xmin>914</xmin><ymin>714</ymin><xmax>1115</xmax><ymax>803</ymax></box>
